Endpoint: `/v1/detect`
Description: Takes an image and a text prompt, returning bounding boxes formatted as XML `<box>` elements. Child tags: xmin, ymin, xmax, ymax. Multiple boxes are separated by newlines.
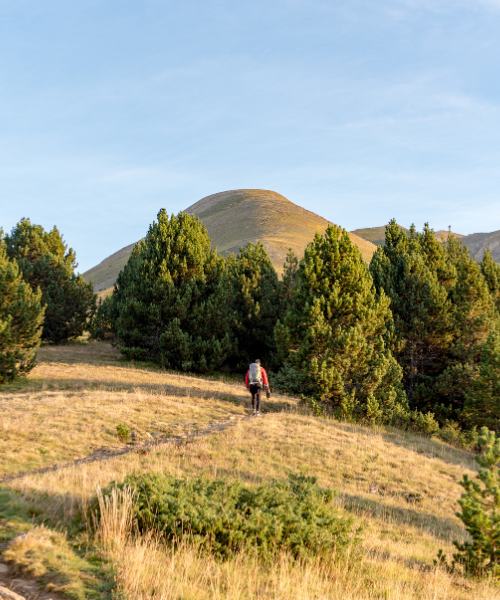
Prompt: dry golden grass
<box><xmin>0</xmin><ymin>343</ymin><xmax>294</xmax><ymax>476</ymax></box>
<box><xmin>1</xmin><ymin>342</ymin><xmax>499</xmax><ymax>599</ymax></box>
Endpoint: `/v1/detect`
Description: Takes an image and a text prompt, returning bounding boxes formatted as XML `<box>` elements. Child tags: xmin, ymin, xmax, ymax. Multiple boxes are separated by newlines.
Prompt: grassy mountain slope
<box><xmin>83</xmin><ymin>189</ymin><xmax>376</xmax><ymax>292</ymax></box>
<box><xmin>0</xmin><ymin>342</ymin><xmax>496</xmax><ymax>599</ymax></box>
<box><xmin>350</xmin><ymin>225</ymin><xmax>410</xmax><ymax>246</ymax></box>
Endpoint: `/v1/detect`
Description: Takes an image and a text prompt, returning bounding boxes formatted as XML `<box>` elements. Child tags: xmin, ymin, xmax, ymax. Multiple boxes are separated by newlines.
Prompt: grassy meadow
<box><xmin>1</xmin><ymin>342</ymin><xmax>498</xmax><ymax>599</ymax></box>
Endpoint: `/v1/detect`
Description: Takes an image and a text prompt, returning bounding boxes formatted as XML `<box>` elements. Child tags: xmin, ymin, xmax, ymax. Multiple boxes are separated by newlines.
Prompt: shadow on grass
<box><xmin>340</xmin><ymin>490</ymin><xmax>465</xmax><ymax>543</ymax></box>
<box><xmin>0</xmin><ymin>485</ymin><xmax>115</xmax><ymax>599</ymax></box>
<box><xmin>296</xmin><ymin>416</ymin><xmax>476</xmax><ymax>471</ymax></box>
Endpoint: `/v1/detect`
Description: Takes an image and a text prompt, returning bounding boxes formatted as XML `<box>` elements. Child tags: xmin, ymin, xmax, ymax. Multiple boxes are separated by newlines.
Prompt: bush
<box><xmin>111</xmin><ymin>473</ymin><xmax>359</xmax><ymax>560</ymax></box>
<box><xmin>116</xmin><ymin>424</ymin><xmax>131</xmax><ymax>443</ymax></box>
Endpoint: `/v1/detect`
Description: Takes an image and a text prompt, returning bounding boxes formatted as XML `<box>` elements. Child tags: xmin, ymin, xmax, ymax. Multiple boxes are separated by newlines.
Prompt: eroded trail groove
<box><xmin>0</xmin><ymin>415</ymin><xmax>254</xmax><ymax>483</ymax></box>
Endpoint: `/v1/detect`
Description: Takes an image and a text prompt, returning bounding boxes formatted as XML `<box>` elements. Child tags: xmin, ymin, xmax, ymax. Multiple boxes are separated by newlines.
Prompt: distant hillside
<box><xmin>460</xmin><ymin>230</ymin><xmax>500</xmax><ymax>263</ymax></box>
<box><xmin>434</xmin><ymin>230</ymin><xmax>465</xmax><ymax>242</ymax></box>
<box><xmin>352</xmin><ymin>226</ymin><xmax>464</xmax><ymax>247</ymax></box>
<box><xmin>350</xmin><ymin>225</ymin><xmax>410</xmax><ymax>246</ymax></box>
<box><xmin>83</xmin><ymin>189</ymin><xmax>377</xmax><ymax>292</ymax></box>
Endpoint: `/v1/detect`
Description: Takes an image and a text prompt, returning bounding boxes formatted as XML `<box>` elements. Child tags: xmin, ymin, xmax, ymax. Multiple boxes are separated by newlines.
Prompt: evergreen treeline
<box><xmin>0</xmin><ymin>220</ymin><xmax>97</xmax><ymax>384</ymax></box>
<box><xmin>97</xmin><ymin>210</ymin><xmax>500</xmax><ymax>439</ymax></box>
<box><xmin>5</xmin><ymin>207</ymin><xmax>500</xmax><ymax>440</ymax></box>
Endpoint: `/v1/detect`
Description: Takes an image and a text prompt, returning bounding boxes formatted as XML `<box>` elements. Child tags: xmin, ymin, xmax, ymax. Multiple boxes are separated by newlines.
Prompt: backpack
<box><xmin>249</xmin><ymin>362</ymin><xmax>262</xmax><ymax>385</ymax></box>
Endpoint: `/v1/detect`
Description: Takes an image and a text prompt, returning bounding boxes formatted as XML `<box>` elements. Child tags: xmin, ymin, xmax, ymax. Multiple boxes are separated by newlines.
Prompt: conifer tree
<box><xmin>481</xmin><ymin>249</ymin><xmax>500</xmax><ymax>312</ymax></box>
<box><xmin>370</xmin><ymin>220</ymin><xmax>453</xmax><ymax>403</ymax></box>
<box><xmin>280</xmin><ymin>248</ymin><xmax>299</xmax><ymax>313</ymax></box>
<box><xmin>113</xmin><ymin>210</ymin><xmax>234</xmax><ymax>373</ymax></box>
<box><xmin>453</xmin><ymin>427</ymin><xmax>500</xmax><ymax>576</ymax></box>
<box><xmin>428</xmin><ymin>238</ymin><xmax>500</xmax><ymax>419</ymax></box>
<box><xmin>0</xmin><ymin>235</ymin><xmax>45</xmax><ymax>383</ymax></box>
<box><xmin>5</xmin><ymin>219</ymin><xmax>96</xmax><ymax>342</ymax></box>
<box><xmin>463</xmin><ymin>331</ymin><xmax>500</xmax><ymax>431</ymax></box>
<box><xmin>371</xmin><ymin>221</ymin><xmax>499</xmax><ymax>421</ymax></box>
<box><xmin>228</xmin><ymin>242</ymin><xmax>281</xmax><ymax>370</ymax></box>
<box><xmin>275</xmin><ymin>225</ymin><xmax>406</xmax><ymax>417</ymax></box>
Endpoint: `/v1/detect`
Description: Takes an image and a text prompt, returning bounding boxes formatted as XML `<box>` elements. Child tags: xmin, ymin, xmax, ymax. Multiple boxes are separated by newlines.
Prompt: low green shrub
<box><xmin>116</xmin><ymin>424</ymin><xmax>130</xmax><ymax>443</ymax></box>
<box><xmin>110</xmin><ymin>473</ymin><xmax>359</xmax><ymax>560</ymax></box>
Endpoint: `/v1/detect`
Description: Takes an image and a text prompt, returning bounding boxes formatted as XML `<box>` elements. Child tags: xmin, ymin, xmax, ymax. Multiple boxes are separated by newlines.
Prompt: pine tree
<box><xmin>5</xmin><ymin>219</ymin><xmax>96</xmax><ymax>342</ymax></box>
<box><xmin>275</xmin><ymin>225</ymin><xmax>406</xmax><ymax>418</ymax></box>
<box><xmin>481</xmin><ymin>249</ymin><xmax>500</xmax><ymax>313</ymax></box>
<box><xmin>0</xmin><ymin>235</ymin><xmax>45</xmax><ymax>383</ymax></box>
<box><xmin>370</xmin><ymin>220</ymin><xmax>453</xmax><ymax>403</ymax></box>
<box><xmin>113</xmin><ymin>210</ymin><xmax>234</xmax><ymax>373</ymax></box>
<box><xmin>446</xmin><ymin>237</ymin><xmax>497</xmax><ymax>365</ymax></box>
<box><xmin>228</xmin><ymin>242</ymin><xmax>281</xmax><ymax>370</ymax></box>
<box><xmin>453</xmin><ymin>427</ymin><xmax>500</xmax><ymax>576</ymax></box>
<box><xmin>463</xmin><ymin>331</ymin><xmax>500</xmax><ymax>431</ymax></box>
<box><xmin>280</xmin><ymin>248</ymin><xmax>299</xmax><ymax>313</ymax></box>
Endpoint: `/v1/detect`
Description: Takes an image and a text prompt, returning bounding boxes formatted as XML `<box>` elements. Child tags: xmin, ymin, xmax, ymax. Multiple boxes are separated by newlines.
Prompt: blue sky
<box><xmin>1</xmin><ymin>1</ymin><xmax>500</xmax><ymax>272</ymax></box>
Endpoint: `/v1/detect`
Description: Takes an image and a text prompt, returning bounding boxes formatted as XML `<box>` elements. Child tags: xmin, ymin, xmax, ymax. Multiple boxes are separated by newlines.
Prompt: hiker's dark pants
<box><xmin>249</xmin><ymin>384</ymin><xmax>262</xmax><ymax>412</ymax></box>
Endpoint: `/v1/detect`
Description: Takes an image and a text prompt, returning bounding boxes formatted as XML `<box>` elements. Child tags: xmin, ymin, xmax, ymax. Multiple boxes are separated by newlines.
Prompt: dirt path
<box><xmin>0</xmin><ymin>414</ymin><xmax>255</xmax><ymax>484</ymax></box>
<box><xmin>0</xmin><ymin>561</ymin><xmax>66</xmax><ymax>600</ymax></box>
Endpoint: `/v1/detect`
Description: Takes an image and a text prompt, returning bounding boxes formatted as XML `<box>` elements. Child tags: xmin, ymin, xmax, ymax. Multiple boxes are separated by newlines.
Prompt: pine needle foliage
<box><xmin>228</xmin><ymin>242</ymin><xmax>281</xmax><ymax>370</ymax></box>
<box><xmin>453</xmin><ymin>427</ymin><xmax>500</xmax><ymax>576</ymax></box>
<box><xmin>0</xmin><ymin>235</ymin><xmax>45</xmax><ymax>383</ymax></box>
<box><xmin>481</xmin><ymin>249</ymin><xmax>500</xmax><ymax>313</ymax></box>
<box><xmin>112</xmin><ymin>210</ymin><xmax>234</xmax><ymax>373</ymax></box>
<box><xmin>370</xmin><ymin>220</ymin><xmax>499</xmax><ymax>422</ymax></box>
<box><xmin>463</xmin><ymin>331</ymin><xmax>500</xmax><ymax>431</ymax></box>
<box><xmin>370</xmin><ymin>220</ymin><xmax>453</xmax><ymax>402</ymax></box>
<box><xmin>4</xmin><ymin>219</ymin><xmax>96</xmax><ymax>342</ymax></box>
<box><xmin>108</xmin><ymin>473</ymin><xmax>358</xmax><ymax>561</ymax></box>
<box><xmin>280</xmin><ymin>248</ymin><xmax>300</xmax><ymax>313</ymax></box>
<box><xmin>275</xmin><ymin>225</ymin><xmax>406</xmax><ymax>419</ymax></box>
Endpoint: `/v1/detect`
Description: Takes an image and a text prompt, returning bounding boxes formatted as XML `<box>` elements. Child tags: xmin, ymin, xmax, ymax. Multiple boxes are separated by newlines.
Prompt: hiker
<box><xmin>245</xmin><ymin>359</ymin><xmax>270</xmax><ymax>416</ymax></box>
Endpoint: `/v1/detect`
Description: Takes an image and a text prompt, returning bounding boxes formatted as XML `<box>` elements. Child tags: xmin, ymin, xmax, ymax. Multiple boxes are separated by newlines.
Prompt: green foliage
<box><xmin>4</xmin><ymin>219</ymin><xmax>96</xmax><ymax>342</ymax></box>
<box><xmin>89</xmin><ymin>295</ymin><xmax>115</xmax><ymax>341</ymax></box>
<box><xmin>114</xmin><ymin>473</ymin><xmax>358</xmax><ymax>560</ymax></box>
<box><xmin>0</xmin><ymin>237</ymin><xmax>45</xmax><ymax>384</ymax></box>
<box><xmin>370</xmin><ymin>221</ymin><xmax>453</xmax><ymax>401</ymax></box>
<box><xmin>453</xmin><ymin>427</ymin><xmax>500</xmax><ymax>576</ymax></box>
<box><xmin>463</xmin><ymin>331</ymin><xmax>500</xmax><ymax>431</ymax></box>
<box><xmin>275</xmin><ymin>225</ymin><xmax>406</xmax><ymax>420</ymax></box>
<box><xmin>279</xmin><ymin>248</ymin><xmax>300</xmax><ymax>313</ymax></box>
<box><xmin>228</xmin><ymin>242</ymin><xmax>281</xmax><ymax>370</ymax></box>
<box><xmin>481</xmin><ymin>249</ymin><xmax>500</xmax><ymax>313</ymax></box>
<box><xmin>370</xmin><ymin>221</ymin><xmax>499</xmax><ymax>425</ymax></box>
<box><xmin>112</xmin><ymin>210</ymin><xmax>234</xmax><ymax>373</ymax></box>
<box><xmin>116</xmin><ymin>424</ymin><xmax>130</xmax><ymax>443</ymax></box>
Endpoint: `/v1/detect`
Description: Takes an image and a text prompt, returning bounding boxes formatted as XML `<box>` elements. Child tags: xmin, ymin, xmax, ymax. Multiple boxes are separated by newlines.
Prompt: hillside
<box><xmin>350</xmin><ymin>225</ymin><xmax>410</xmax><ymax>246</ymax></box>
<box><xmin>0</xmin><ymin>342</ymin><xmax>496</xmax><ymax>599</ymax></box>
<box><xmin>83</xmin><ymin>189</ymin><xmax>376</xmax><ymax>292</ymax></box>
<box><xmin>459</xmin><ymin>230</ymin><xmax>500</xmax><ymax>262</ymax></box>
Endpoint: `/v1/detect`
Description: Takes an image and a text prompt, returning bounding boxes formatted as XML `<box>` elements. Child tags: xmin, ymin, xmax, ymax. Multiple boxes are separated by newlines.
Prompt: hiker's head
<box><xmin>255</xmin><ymin>359</ymin><xmax>261</xmax><ymax>365</ymax></box>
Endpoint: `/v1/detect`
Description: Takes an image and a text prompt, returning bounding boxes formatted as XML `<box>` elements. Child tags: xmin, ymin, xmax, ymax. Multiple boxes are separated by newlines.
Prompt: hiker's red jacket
<box><xmin>245</xmin><ymin>367</ymin><xmax>269</xmax><ymax>389</ymax></box>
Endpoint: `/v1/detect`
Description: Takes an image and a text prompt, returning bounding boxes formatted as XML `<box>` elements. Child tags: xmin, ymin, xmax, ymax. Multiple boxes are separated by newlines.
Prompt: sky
<box><xmin>1</xmin><ymin>0</ymin><xmax>500</xmax><ymax>273</ymax></box>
